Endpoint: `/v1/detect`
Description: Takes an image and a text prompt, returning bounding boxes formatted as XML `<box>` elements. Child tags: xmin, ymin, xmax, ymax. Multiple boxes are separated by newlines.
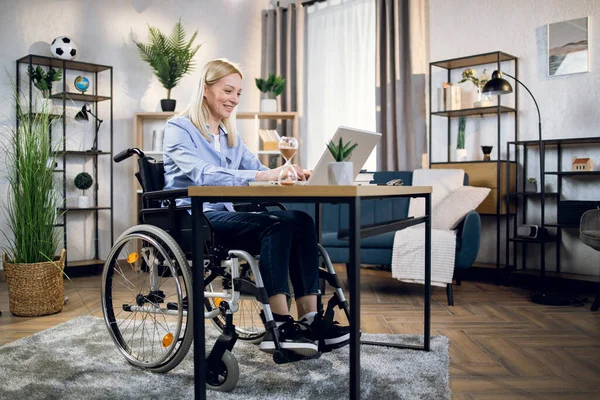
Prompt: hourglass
<box><xmin>278</xmin><ymin>136</ymin><xmax>299</xmax><ymax>186</ymax></box>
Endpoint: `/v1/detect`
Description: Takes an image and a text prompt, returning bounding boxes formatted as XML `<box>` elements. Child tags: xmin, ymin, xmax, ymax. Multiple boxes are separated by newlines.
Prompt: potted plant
<box><xmin>255</xmin><ymin>73</ymin><xmax>285</xmax><ymax>112</ymax></box>
<box><xmin>1</xmin><ymin>93</ymin><xmax>65</xmax><ymax>317</ymax></box>
<box><xmin>525</xmin><ymin>177</ymin><xmax>537</xmax><ymax>193</ymax></box>
<box><xmin>133</xmin><ymin>18</ymin><xmax>201</xmax><ymax>112</ymax></box>
<box><xmin>326</xmin><ymin>137</ymin><xmax>358</xmax><ymax>185</ymax></box>
<box><xmin>456</xmin><ymin>116</ymin><xmax>467</xmax><ymax>161</ymax></box>
<box><xmin>74</xmin><ymin>172</ymin><xmax>93</xmax><ymax>208</ymax></box>
<box><xmin>458</xmin><ymin>68</ymin><xmax>492</xmax><ymax>108</ymax></box>
<box><xmin>26</xmin><ymin>65</ymin><xmax>62</xmax><ymax>112</ymax></box>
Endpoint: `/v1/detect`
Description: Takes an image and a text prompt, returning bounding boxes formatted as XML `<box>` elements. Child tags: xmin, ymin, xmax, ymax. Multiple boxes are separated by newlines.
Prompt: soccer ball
<box><xmin>50</xmin><ymin>36</ymin><xmax>78</xmax><ymax>60</ymax></box>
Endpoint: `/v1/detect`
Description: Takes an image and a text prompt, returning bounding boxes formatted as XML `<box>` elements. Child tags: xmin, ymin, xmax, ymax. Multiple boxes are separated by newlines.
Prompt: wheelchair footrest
<box><xmin>272</xmin><ymin>349</ymin><xmax>322</xmax><ymax>364</ymax></box>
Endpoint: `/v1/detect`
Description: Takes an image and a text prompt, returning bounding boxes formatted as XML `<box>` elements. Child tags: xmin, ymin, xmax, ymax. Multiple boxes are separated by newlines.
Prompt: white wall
<box><xmin>429</xmin><ymin>0</ymin><xmax>600</xmax><ymax>275</ymax></box>
<box><xmin>0</xmin><ymin>0</ymin><xmax>270</xmax><ymax>266</ymax></box>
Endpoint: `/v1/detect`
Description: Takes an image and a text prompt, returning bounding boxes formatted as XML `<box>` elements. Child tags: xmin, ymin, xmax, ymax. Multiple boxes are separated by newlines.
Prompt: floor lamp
<box><xmin>483</xmin><ymin>71</ymin><xmax>571</xmax><ymax>306</ymax></box>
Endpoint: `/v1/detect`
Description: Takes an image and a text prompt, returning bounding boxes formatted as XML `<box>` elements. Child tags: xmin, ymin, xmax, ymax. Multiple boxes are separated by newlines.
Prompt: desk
<box><xmin>188</xmin><ymin>185</ymin><xmax>432</xmax><ymax>399</ymax></box>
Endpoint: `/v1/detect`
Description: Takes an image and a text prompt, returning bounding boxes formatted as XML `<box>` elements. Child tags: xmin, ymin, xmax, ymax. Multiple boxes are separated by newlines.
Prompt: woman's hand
<box><xmin>255</xmin><ymin>165</ymin><xmax>307</xmax><ymax>181</ymax></box>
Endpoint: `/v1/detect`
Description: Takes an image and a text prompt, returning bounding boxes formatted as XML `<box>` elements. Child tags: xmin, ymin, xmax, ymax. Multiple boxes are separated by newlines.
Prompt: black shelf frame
<box><xmin>429</xmin><ymin>51</ymin><xmax>519</xmax><ymax>278</ymax></box>
<box><xmin>507</xmin><ymin>136</ymin><xmax>600</xmax><ymax>282</ymax></box>
<box><xmin>16</xmin><ymin>54</ymin><xmax>114</xmax><ymax>270</ymax></box>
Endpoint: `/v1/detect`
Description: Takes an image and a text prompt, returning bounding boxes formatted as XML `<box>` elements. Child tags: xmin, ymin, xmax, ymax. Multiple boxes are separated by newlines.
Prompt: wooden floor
<box><xmin>1</xmin><ymin>266</ymin><xmax>599</xmax><ymax>399</ymax></box>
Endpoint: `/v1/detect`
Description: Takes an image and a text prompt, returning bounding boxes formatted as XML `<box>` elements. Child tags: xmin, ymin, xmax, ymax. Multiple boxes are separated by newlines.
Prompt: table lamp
<box><xmin>75</xmin><ymin>104</ymin><xmax>103</xmax><ymax>152</ymax></box>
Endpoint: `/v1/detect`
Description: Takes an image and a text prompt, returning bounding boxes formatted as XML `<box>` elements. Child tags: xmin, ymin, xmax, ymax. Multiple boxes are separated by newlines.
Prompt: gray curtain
<box><xmin>376</xmin><ymin>0</ymin><xmax>427</xmax><ymax>171</ymax></box>
<box><xmin>261</xmin><ymin>4</ymin><xmax>304</xmax><ymax>113</ymax></box>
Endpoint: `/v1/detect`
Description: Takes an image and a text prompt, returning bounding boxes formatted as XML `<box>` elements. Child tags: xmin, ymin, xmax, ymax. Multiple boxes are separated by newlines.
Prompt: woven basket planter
<box><xmin>3</xmin><ymin>249</ymin><xmax>66</xmax><ymax>317</ymax></box>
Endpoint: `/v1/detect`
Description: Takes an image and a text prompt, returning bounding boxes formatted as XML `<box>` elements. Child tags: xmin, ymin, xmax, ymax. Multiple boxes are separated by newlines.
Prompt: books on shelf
<box><xmin>355</xmin><ymin>171</ymin><xmax>374</xmax><ymax>183</ymax></box>
<box><xmin>259</xmin><ymin>129</ymin><xmax>280</xmax><ymax>151</ymax></box>
<box><xmin>437</xmin><ymin>82</ymin><xmax>461</xmax><ymax>111</ymax></box>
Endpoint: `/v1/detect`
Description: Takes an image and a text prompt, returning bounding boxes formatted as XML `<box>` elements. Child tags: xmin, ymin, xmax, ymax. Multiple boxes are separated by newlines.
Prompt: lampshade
<box><xmin>74</xmin><ymin>104</ymin><xmax>91</xmax><ymax>122</ymax></box>
<box><xmin>482</xmin><ymin>70</ymin><xmax>513</xmax><ymax>96</ymax></box>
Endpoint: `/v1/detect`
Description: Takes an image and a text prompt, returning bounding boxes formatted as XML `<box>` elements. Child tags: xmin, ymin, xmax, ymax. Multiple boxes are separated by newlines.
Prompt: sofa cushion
<box><xmin>321</xmin><ymin>231</ymin><xmax>396</xmax><ymax>249</ymax></box>
<box><xmin>432</xmin><ymin>186</ymin><xmax>491</xmax><ymax>230</ymax></box>
<box><xmin>408</xmin><ymin>169</ymin><xmax>465</xmax><ymax>217</ymax></box>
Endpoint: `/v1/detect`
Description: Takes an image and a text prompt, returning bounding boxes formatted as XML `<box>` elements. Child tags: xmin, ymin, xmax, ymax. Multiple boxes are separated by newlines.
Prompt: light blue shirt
<box><xmin>163</xmin><ymin>116</ymin><xmax>269</xmax><ymax>211</ymax></box>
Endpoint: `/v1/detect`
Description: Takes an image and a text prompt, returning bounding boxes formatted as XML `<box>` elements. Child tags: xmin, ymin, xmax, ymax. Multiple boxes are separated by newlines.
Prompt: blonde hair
<box><xmin>178</xmin><ymin>58</ymin><xmax>243</xmax><ymax>147</ymax></box>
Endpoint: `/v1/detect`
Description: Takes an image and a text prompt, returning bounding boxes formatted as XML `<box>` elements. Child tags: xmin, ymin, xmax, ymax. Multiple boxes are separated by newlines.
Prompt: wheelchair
<box><xmin>101</xmin><ymin>148</ymin><xmax>351</xmax><ymax>391</ymax></box>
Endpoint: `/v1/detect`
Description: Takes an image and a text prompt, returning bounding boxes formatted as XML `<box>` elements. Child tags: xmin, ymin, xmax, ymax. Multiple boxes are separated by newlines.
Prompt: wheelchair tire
<box><xmin>102</xmin><ymin>224</ymin><xmax>193</xmax><ymax>373</ymax></box>
<box><xmin>206</xmin><ymin>349</ymin><xmax>239</xmax><ymax>392</ymax></box>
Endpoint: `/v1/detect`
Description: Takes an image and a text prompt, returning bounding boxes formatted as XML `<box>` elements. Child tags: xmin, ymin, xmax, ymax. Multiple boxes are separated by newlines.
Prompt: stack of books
<box><xmin>259</xmin><ymin>129</ymin><xmax>280</xmax><ymax>151</ymax></box>
<box><xmin>355</xmin><ymin>171</ymin><xmax>374</xmax><ymax>185</ymax></box>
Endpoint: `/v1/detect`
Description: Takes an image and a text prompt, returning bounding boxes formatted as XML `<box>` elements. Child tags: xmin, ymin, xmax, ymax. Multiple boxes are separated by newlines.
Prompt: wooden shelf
<box><xmin>508</xmin><ymin>191</ymin><xmax>559</xmax><ymax>197</ymax></box>
<box><xmin>17</xmin><ymin>55</ymin><xmax>112</xmax><ymax>73</ymax></box>
<box><xmin>59</xmin><ymin>207</ymin><xmax>111</xmax><ymax>212</ymax></box>
<box><xmin>431</xmin><ymin>106</ymin><xmax>516</xmax><ymax>118</ymax></box>
<box><xmin>512</xmin><ymin>269</ymin><xmax>600</xmax><ymax>283</ymax></box>
<box><xmin>430</xmin><ymin>51</ymin><xmax>517</xmax><ymax>69</ymax></box>
<box><xmin>509</xmin><ymin>137</ymin><xmax>600</xmax><ymax>147</ymax></box>
<box><xmin>257</xmin><ymin>150</ymin><xmax>280</xmax><ymax>155</ymax></box>
<box><xmin>50</xmin><ymin>92</ymin><xmax>111</xmax><ymax>102</ymax></box>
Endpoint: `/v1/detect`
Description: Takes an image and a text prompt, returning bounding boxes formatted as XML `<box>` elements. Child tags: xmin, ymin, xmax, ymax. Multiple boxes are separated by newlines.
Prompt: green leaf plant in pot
<box><xmin>1</xmin><ymin>87</ymin><xmax>65</xmax><ymax>317</ymax></box>
<box><xmin>74</xmin><ymin>172</ymin><xmax>93</xmax><ymax>208</ymax></box>
<box><xmin>525</xmin><ymin>177</ymin><xmax>537</xmax><ymax>193</ymax></box>
<box><xmin>326</xmin><ymin>137</ymin><xmax>358</xmax><ymax>185</ymax></box>
<box><xmin>456</xmin><ymin>116</ymin><xmax>467</xmax><ymax>161</ymax></box>
<box><xmin>255</xmin><ymin>73</ymin><xmax>285</xmax><ymax>112</ymax></box>
<box><xmin>133</xmin><ymin>18</ymin><xmax>201</xmax><ymax>112</ymax></box>
<box><xmin>26</xmin><ymin>65</ymin><xmax>62</xmax><ymax>113</ymax></box>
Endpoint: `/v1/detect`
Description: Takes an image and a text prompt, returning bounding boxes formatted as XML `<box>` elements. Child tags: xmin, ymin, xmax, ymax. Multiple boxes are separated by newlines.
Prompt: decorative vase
<box><xmin>260</xmin><ymin>99</ymin><xmax>277</xmax><ymax>113</ymax></box>
<box><xmin>161</xmin><ymin>99</ymin><xmax>176</xmax><ymax>112</ymax></box>
<box><xmin>456</xmin><ymin>148</ymin><xmax>468</xmax><ymax>162</ymax></box>
<box><xmin>327</xmin><ymin>162</ymin><xmax>353</xmax><ymax>185</ymax></box>
<box><xmin>78</xmin><ymin>195</ymin><xmax>90</xmax><ymax>208</ymax></box>
<box><xmin>481</xmin><ymin>145</ymin><xmax>493</xmax><ymax>161</ymax></box>
<box><xmin>525</xmin><ymin>182</ymin><xmax>537</xmax><ymax>193</ymax></box>
<box><xmin>473</xmin><ymin>87</ymin><xmax>493</xmax><ymax>108</ymax></box>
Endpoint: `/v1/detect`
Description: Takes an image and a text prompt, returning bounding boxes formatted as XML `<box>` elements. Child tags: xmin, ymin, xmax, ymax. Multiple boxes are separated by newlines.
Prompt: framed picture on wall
<box><xmin>547</xmin><ymin>17</ymin><xmax>590</xmax><ymax>76</ymax></box>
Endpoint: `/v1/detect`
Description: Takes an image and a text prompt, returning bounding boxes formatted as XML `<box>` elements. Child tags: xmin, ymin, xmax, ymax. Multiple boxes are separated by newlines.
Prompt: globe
<box><xmin>74</xmin><ymin>76</ymin><xmax>89</xmax><ymax>93</ymax></box>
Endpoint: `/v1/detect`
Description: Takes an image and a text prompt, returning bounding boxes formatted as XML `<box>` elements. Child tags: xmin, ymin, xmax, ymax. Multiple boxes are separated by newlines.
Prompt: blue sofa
<box><xmin>284</xmin><ymin>171</ymin><xmax>482</xmax><ymax>306</ymax></box>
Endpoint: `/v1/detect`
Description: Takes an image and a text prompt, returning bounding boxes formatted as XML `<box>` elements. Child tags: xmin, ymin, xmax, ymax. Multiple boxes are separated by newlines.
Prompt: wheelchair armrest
<box><xmin>142</xmin><ymin>188</ymin><xmax>189</xmax><ymax>202</ymax></box>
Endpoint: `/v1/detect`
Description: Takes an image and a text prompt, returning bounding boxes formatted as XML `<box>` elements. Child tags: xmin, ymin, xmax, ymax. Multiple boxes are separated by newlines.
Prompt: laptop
<box><xmin>250</xmin><ymin>126</ymin><xmax>381</xmax><ymax>186</ymax></box>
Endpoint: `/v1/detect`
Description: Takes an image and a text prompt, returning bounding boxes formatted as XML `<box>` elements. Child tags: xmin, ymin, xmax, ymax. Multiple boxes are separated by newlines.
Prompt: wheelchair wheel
<box><xmin>102</xmin><ymin>225</ymin><xmax>193</xmax><ymax>373</ymax></box>
<box><xmin>205</xmin><ymin>266</ymin><xmax>266</xmax><ymax>343</ymax></box>
<box><xmin>206</xmin><ymin>349</ymin><xmax>239</xmax><ymax>392</ymax></box>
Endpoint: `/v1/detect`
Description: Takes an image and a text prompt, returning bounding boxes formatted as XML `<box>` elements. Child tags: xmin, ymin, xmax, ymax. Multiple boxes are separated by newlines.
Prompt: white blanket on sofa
<box><xmin>391</xmin><ymin>226</ymin><xmax>456</xmax><ymax>288</ymax></box>
<box><xmin>391</xmin><ymin>169</ymin><xmax>464</xmax><ymax>288</ymax></box>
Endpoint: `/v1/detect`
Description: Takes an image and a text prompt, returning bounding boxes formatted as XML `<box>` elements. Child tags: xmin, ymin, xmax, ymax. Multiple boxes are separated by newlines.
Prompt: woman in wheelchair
<box><xmin>163</xmin><ymin>58</ymin><xmax>350</xmax><ymax>357</ymax></box>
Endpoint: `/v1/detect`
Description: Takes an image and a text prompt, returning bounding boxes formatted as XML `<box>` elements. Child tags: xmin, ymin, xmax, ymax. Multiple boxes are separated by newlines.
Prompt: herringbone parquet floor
<box><xmin>1</xmin><ymin>265</ymin><xmax>599</xmax><ymax>399</ymax></box>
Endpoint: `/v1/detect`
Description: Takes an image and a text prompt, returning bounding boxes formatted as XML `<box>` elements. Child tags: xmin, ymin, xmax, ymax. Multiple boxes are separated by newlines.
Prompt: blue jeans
<box><xmin>205</xmin><ymin>210</ymin><xmax>319</xmax><ymax>300</ymax></box>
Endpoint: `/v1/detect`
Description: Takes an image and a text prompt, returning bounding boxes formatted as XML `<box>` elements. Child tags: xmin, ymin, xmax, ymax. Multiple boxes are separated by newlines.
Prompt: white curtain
<box><xmin>305</xmin><ymin>0</ymin><xmax>376</xmax><ymax>170</ymax></box>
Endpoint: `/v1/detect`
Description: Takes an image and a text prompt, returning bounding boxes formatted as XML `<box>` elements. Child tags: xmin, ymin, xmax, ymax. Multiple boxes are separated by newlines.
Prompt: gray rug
<box><xmin>0</xmin><ymin>316</ymin><xmax>450</xmax><ymax>399</ymax></box>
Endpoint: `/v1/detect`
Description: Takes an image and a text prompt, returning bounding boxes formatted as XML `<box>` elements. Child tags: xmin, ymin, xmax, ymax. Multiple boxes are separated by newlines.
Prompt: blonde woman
<box><xmin>163</xmin><ymin>59</ymin><xmax>349</xmax><ymax>356</ymax></box>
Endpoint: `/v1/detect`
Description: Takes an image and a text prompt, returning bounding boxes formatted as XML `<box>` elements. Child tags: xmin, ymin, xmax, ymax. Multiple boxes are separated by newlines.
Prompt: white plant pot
<box><xmin>456</xmin><ymin>149</ymin><xmax>468</xmax><ymax>162</ymax></box>
<box><xmin>260</xmin><ymin>99</ymin><xmax>277</xmax><ymax>113</ymax></box>
<box><xmin>328</xmin><ymin>162</ymin><xmax>354</xmax><ymax>185</ymax></box>
<box><xmin>78</xmin><ymin>195</ymin><xmax>90</xmax><ymax>208</ymax></box>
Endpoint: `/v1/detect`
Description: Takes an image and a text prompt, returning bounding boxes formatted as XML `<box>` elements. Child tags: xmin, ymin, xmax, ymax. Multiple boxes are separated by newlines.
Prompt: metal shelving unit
<box><xmin>16</xmin><ymin>54</ymin><xmax>114</xmax><ymax>271</ymax></box>
<box><xmin>429</xmin><ymin>51</ymin><xmax>519</xmax><ymax>277</ymax></box>
<box><xmin>507</xmin><ymin>136</ymin><xmax>600</xmax><ymax>282</ymax></box>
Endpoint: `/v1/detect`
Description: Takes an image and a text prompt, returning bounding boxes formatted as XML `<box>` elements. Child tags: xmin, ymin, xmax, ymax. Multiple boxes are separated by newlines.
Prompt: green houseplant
<box><xmin>26</xmin><ymin>66</ymin><xmax>62</xmax><ymax>112</ymax></box>
<box><xmin>133</xmin><ymin>18</ymin><xmax>201</xmax><ymax>112</ymax></box>
<box><xmin>458</xmin><ymin>68</ymin><xmax>492</xmax><ymax>108</ymax></box>
<box><xmin>1</xmin><ymin>91</ymin><xmax>65</xmax><ymax>316</ymax></box>
<box><xmin>74</xmin><ymin>172</ymin><xmax>93</xmax><ymax>208</ymax></box>
<box><xmin>525</xmin><ymin>177</ymin><xmax>537</xmax><ymax>193</ymax></box>
<box><xmin>255</xmin><ymin>73</ymin><xmax>285</xmax><ymax>112</ymax></box>
<box><xmin>456</xmin><ymin>116</ymin><xmax>467</xmax><ymax>161</ymax></box>
<box><xmin>326</xmin><ymin>137</ymin><xmax>357</xmax><ymax>185</ymax></box>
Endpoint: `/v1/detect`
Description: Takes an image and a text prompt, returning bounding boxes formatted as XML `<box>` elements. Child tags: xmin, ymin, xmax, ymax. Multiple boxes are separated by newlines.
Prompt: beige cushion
<box><xmin>408</xmin><ymin>169</ymin><xmax>465</xmax><ymax>217</ymax></box>
<box><xmin>432</xmin><ymin>186</ymin><xmax>491</xmax><ymax>230</ymax></box>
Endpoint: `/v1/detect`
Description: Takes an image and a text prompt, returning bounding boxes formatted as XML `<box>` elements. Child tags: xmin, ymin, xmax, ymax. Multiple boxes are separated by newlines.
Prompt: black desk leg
<box><xmin>349</xmin><ymin>197</ymin><xmax>361</xmax><ymax>399</ymax></box>
<box><xmin>424</xmin><ymin>193</ymin><xmax>431</xmax><ymax>351</ymax></box>
<box><xmin>192</xmin><ymin>197</ymin><xmax>206</xmax><ymax>400</ymax></box>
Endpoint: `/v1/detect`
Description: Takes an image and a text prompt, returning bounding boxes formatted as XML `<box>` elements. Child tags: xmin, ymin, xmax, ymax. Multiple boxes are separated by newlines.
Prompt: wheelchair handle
<box><xmin>114</xmin><ymin>148</ymin><xmax>145</xmax><ymax>163</ymax></box>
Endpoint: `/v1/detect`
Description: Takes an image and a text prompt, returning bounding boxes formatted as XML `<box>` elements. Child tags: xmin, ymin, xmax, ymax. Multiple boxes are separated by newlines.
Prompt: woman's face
<box><xmin>204</xmin><ymin>73</ymin><xmax>242</xmax><ymax>121</ymax></box>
